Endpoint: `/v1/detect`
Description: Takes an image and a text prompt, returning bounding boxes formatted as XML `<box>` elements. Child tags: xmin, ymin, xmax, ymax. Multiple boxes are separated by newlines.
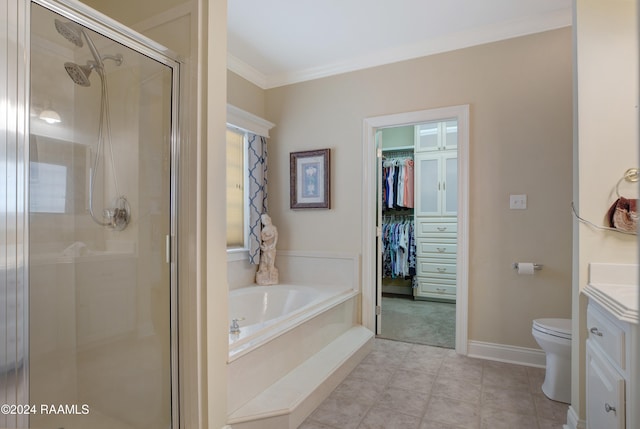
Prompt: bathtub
<box><xmin>226</xmin><ymin>252</ymin><xmax>373</xmax><ymax>428</ymax></box>
<box><xmin>228</xmin><ymin>283</ymin><xmax>355</xmax><ymax>361</ymax></box>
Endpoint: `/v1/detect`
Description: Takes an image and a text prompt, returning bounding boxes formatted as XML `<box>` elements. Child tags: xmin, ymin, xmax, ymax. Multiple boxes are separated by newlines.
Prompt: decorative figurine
<box><xmin>256</xmin><ymin>213</ymin><xmax>279</xmax><ymax>285</ymax></box>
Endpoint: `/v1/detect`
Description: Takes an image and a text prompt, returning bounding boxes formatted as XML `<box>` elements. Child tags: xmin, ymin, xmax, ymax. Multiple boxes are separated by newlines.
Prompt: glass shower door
<box><xmin>28</xmin><ymin>3</ymin><xmax>176</xmax><ymax>428</ymax></box>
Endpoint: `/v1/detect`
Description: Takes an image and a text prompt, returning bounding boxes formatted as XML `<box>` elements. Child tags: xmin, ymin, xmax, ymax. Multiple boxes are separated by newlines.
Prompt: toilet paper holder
<box><xmin>512</xmin><ymin>263</ymin><xmax>543</xmax><ymax>271</ymax></box>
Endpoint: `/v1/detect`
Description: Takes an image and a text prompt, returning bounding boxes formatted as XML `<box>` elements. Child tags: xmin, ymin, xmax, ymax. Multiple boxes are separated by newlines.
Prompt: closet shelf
<box><xmin>382</xmin><ymin>145</ymin><xmax>414</xmax><ymax>151</ymax></box>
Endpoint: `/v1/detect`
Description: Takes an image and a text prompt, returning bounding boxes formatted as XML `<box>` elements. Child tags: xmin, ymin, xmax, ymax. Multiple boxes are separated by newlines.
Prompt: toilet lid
<box><xmin>533</xmin><ymin>318</ymin><xmax>572</xmax><ymax>340</ymax></box>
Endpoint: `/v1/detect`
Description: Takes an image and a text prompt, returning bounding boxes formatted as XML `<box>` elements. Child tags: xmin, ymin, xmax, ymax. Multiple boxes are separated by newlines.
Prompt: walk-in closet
<box><xmin>377</xmin><ymin>120</ymin><xmax>458</xmax><ymax>348</ymax></box>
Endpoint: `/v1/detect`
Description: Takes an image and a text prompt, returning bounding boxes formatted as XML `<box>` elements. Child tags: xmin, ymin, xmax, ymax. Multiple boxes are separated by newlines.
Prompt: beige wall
<box><xmin>228</xmin><ymin>70</ymin><xmax>266</xmax><ymax>118</ymax></box>
<box><xmin>80</xmin><ymin>0</ymin><xmax>186</xmax><ymax>26</ymax></box>
<box><xmin>572</xmin><ymin>0</ymin><xmax>639</xmax><ymax>422</ymax></box>
<box><xmin>263</xmin><ymin>28</ymin><xmax>574</xmax><ymax>350</ymax></box>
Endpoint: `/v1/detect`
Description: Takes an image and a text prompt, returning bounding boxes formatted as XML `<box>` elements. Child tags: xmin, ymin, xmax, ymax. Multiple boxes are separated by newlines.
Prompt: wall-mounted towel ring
<box><xmin>609</xmin><ymin>168</ymin><xmax>638</xmax><ymax>234</ymax></box>
<box><xmin>571</xmin><ymin>168</ymin><xmax>639</xmax><ymax>236</ymax></box>
<box><xmin>615</xmin><ymin>167</ymin><xmax>639</xmax><ymax>198</ymax></box>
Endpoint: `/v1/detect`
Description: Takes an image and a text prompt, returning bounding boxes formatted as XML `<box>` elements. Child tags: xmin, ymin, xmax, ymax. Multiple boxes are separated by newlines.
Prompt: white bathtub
<box><xmin>226</xmin><ymin>253</ymin><xmax>373</xmax><ymax>428</ymax></box>
<box><xmin>228</xmin><ymin>283</ymin><xmax>355</xmax><ymax>361</ymax></box>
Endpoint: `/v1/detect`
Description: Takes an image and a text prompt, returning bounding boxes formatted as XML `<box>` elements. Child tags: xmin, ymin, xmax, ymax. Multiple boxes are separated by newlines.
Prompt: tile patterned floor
<box><xmin>300</xmin><ymin>338</ymin><xmax>568</xmax><ymax>429</ymax></box>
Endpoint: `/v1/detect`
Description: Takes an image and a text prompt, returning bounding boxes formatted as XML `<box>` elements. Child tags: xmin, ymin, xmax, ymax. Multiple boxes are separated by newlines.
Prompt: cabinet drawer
<box><xmin>587</xmin><ymin>303</ymin><xmax>626</xmax><ymax>370</ymax></box>
<box><xmin>416</xmin><ymin>221</ymin><xmax>457</xmax><ymax>236</ymax></box>
<box><xmin>417</xmin><ymin>275</ymin><xmax>456</xmax><ymax>285</ymax></box>
<box><xmin>417</xmin><ymin>261</ymin><xmax>457</xmax><ymax>278</ymax></box>
<box><xmin>418</xmin><ymin>242</ymin><xmax>457</xmax><ymax>258</ymax></box>
<box><xmin>417</xmin><ymin>281</ymin><xmax>456</xmax><ymax>296</ymax></box>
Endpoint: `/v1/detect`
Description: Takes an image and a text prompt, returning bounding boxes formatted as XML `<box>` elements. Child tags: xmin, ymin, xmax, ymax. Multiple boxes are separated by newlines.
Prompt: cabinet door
<box><xmin>442</xmin><ymin>153</ymin><xmax>458</xmax><ymax>216</ymax></box>
<box><xmin>415</xmin><ymin>122</ymin><xmax>439</xmax><ymax>151</ymax></box>
<box><xmin>443</xmin><ymin>120</ymin><xmax>458</xmax><ymax>150</ymax></box>
<box><xmin>586</xmin><ymin>342</ymin><xmax>625</xmax><ymax>429</ymax></box>
<box><xmin>415</xmin><ymin>154</ymin><xmax>441</xmax><ymax>216</ymax></box>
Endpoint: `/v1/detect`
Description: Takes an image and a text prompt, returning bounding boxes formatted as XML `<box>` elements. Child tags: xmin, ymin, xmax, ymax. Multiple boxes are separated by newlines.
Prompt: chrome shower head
<box><xmin>64</xmin><ymin>62</ymin><xmax>93</xmax><ymax>87</ymax></box>
<box><xmin>54</xmin><ymin>18</ymin><xmax>124</xmax><ymax>87</ymax></box>
<box><xmin>54</xmin><ymin>19</ymin><xmax>83</xmax><ymax>48</ymax></box>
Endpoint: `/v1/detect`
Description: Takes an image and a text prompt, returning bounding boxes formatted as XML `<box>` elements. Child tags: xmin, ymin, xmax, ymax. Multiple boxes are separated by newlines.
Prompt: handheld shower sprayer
<box><xmin>55</xmin><ymin>19</ymin><xmax>123</xmax><ymax>86</ymax></box>
<box><xmin>55</xmin><ymin>17</ymin><xmax>130</xmax><ymax>231</ymax></box>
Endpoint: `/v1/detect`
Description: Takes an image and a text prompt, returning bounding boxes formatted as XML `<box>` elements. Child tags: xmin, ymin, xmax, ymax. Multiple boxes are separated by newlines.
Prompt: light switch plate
<box><xmin>510</xmin><ymin>194</ymin><xmax>527</xmax><ymax>209</ymax></box>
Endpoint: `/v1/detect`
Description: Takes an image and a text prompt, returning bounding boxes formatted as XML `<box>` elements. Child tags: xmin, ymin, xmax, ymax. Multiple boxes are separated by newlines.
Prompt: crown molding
<box><xmin>227</xmin><ymin>53</ymin><xmax>268</xmax><ymax>89</ymax></box>
<box><xmin>227</xmin><ymin>104</ymin><xmax>275</xmax><ymax>138</ymax></box>
<box><xmin>229</xmin><ymin>7</ymin><xmax>572</xmax><ymax>90</ymax></box>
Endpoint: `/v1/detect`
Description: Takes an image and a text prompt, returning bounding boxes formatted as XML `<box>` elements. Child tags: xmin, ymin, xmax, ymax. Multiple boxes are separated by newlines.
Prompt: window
<box><xmin>226</xmin><ymin>128</ymin><xmax>246</xmax><ymax>249</ymax></box>
<box><xmin>225</xmin><ymin>104</ymin><xmax>275</xmax><ymax>259</ymax></box>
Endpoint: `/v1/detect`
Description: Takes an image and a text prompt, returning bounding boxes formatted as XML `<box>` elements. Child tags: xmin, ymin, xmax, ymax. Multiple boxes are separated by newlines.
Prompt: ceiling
<box><xmin>227</xmin><ymin>0</ymin><xmax>572</xmax><ymax>89</ymax></box>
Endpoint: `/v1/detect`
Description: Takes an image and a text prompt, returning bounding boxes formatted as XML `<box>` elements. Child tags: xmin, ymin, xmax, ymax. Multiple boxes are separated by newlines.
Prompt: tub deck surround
<box><xmin>227</xmin><ymin>290</ymin><xmax>359</xmax><ymax>414</ymax></box>
<box><xmin>228</xmin><ymin>327</ymin><xmax>373</xmax><ymax>429</ymax></box>
<box><xmin>227</xmin><ymin>251</ymin><xmax>361</xmax><ymax>292</ymax></box>
<box><xmin>226</xmin><ymin>252</ymin><xmax>370</xmax><ymax>428</ymax></box>
<box><xmin>228</xmin><ymin>284</ymin><xmax>357</xmax><ymax>361</ymax></box>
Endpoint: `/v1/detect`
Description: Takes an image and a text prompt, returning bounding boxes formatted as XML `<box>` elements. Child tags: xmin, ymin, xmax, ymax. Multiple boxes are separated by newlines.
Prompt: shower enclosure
<box><xmin>1</xmin><ymin>0</ymin><xmax>180</xmax><ymax>427</ymax></box>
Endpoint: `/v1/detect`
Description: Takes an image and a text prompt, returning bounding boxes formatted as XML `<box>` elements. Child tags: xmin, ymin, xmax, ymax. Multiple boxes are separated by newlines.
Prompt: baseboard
<box><xmin>467</xmin><ymin>340</ymin><xmax>546</xmax><ymax>367</ymax></box>
<box><xmin>564</xmin><ymin>405</ymin><xmax>585</xmax><ymax>429</ymax></box>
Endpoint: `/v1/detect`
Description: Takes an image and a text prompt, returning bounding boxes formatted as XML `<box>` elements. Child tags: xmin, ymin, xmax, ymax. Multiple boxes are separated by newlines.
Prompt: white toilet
<box><xmin>532</xmin><ymin>318</ymin><xmax>572</xmax><ymax>403</ymax></box>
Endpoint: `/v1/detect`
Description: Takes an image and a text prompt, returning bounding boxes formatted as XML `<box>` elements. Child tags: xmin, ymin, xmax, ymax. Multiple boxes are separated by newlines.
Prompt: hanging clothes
<box><xmin>382</xmin><ymin>155</ymin><xmax>414</xmax><ymax>210</ymax></box>
<box><xmin>381</xmin><ymin>217</ymin><xmax>416</xmax><ymax>279</ymax></box>
<box><xmin>403</xmin><ymin>158</ymin><xmax>414</xmax><ymax>209</ymax></box>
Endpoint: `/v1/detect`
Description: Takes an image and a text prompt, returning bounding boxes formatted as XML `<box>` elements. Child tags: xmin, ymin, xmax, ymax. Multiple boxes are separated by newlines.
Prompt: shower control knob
<box><xmin>107</xmin><ymin>196</ymin><xmax>131</xmax><ymax>231</ymax></box>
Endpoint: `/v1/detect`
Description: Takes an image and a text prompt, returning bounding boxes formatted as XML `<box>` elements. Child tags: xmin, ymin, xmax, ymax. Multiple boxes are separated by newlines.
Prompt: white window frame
<box><xmin>226</xmin><ymin>104</ymin><xmax>275</xmax><ymax>262</ymax></box>
<box><xmin>226</xmin><ymin>127</ymin><xmax>249</xmax><ymax>256</ymax></box>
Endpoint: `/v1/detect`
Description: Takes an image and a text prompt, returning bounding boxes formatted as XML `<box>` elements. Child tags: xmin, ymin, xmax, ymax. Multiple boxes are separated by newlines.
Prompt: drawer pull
<box><xmin>605</xmin><ymin>403</ymin><xmax>616</xmax><ymax>414</ymax></box>
<box><xmin>436</xmin><ymin>288</ymin><xmax>447</xmax><ymax>293</ymax></box>
<box><xmin>436</xmin><ymin>267</ymin><xmax>447</xmax><ymax>273</ymax></box>
<box><xmin>436</xmin><ymin>247</ymin><xmax>446</xmax><ymax>253</ymax></box>
<box><xmin>589</xmin><ymin>327</ymin><xmax>603</xmax><ymax>337</ymax></box>
<box><xmin>437</xmin><ymin>227</ymin><xmax>447</xmax><ymax>231</ymax></box>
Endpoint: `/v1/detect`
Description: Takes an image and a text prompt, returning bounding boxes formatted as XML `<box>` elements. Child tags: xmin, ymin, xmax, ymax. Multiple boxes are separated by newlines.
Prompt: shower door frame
<box><xmin>3</xmin><ymin>0</ymin><xmax>183</xmax><ymax>427</ymax></box>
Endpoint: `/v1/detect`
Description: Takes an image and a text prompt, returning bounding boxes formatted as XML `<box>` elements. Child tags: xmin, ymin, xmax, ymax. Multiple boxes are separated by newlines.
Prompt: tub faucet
<box><xmin>230</xmin><ymin>318</ymin><xmax>243</xmax><ymax>334</ymax></box>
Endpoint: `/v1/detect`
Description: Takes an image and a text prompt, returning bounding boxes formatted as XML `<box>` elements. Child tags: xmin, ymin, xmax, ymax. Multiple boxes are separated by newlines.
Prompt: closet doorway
<box><xmin>362</xmin><ymin>105</ymin><xmax>469</xmax><ymax>354</ymax></box>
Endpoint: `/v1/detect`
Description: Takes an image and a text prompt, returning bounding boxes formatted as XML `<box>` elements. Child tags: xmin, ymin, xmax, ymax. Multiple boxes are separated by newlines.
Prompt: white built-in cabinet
<box><xmin>413</xmin><ymin>121</ymin><xmax>458</xmax><ymax>302</ymax></box>
<box><xmin>585</xmin><ymin>298</ymin><xmax>637</xmax><ymax>429</ymax></box>
<box><xmin>415</xmin><ymin>120</ymin><xmax>458</xmax><ymax>152</ymax></box>
<box><xmin>415</xmin><ymin>152</ymin><xmax>457</xmax><ymax>217</ymax></box>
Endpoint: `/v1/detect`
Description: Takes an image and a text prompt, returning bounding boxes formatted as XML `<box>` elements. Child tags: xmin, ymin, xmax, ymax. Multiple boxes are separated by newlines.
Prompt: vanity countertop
<box><xmin>583</xmin><ymin>263</ymin><xmax>638</xmax><ymax>324</ymax></box>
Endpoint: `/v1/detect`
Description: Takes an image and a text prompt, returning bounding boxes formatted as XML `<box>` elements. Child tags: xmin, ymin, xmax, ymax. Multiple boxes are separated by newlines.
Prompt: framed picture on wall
<box><xmin>290</xmin><ymin>148</ymin><xmax>331</xmax><ymax>209</ymax></box>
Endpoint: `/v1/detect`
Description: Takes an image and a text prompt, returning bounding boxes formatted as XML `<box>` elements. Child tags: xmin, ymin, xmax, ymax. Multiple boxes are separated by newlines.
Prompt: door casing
<box><xmin>362</xmin><ymin>105</ymin><xmax>470</xmax><ymax>354</ymax></box>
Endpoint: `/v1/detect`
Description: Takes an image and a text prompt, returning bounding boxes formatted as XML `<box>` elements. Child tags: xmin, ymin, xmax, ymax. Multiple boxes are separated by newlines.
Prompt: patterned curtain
<box><xmin>247</xmin><ymin>134</ymin><xmax>268</xmax><ymax>264</ymax></box>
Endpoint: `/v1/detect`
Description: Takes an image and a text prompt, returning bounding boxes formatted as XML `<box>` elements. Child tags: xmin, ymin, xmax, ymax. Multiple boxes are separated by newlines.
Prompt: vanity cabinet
<box><xmin>585</xmin><ymin>298</ymin><xmax>638</xmax><ymax>429</ymax></box>
<box><xmin>586</xmin><ymin>302</ymin><xmax>627</xmax><ymax>429</ymax></box>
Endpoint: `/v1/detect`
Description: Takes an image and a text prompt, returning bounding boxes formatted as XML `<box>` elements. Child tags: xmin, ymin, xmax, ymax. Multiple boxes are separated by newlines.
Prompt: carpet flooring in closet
<box><xmin>378</xmin><ymin>295</ymin><xmax>456</xmax><ymax>348</ymax></box>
